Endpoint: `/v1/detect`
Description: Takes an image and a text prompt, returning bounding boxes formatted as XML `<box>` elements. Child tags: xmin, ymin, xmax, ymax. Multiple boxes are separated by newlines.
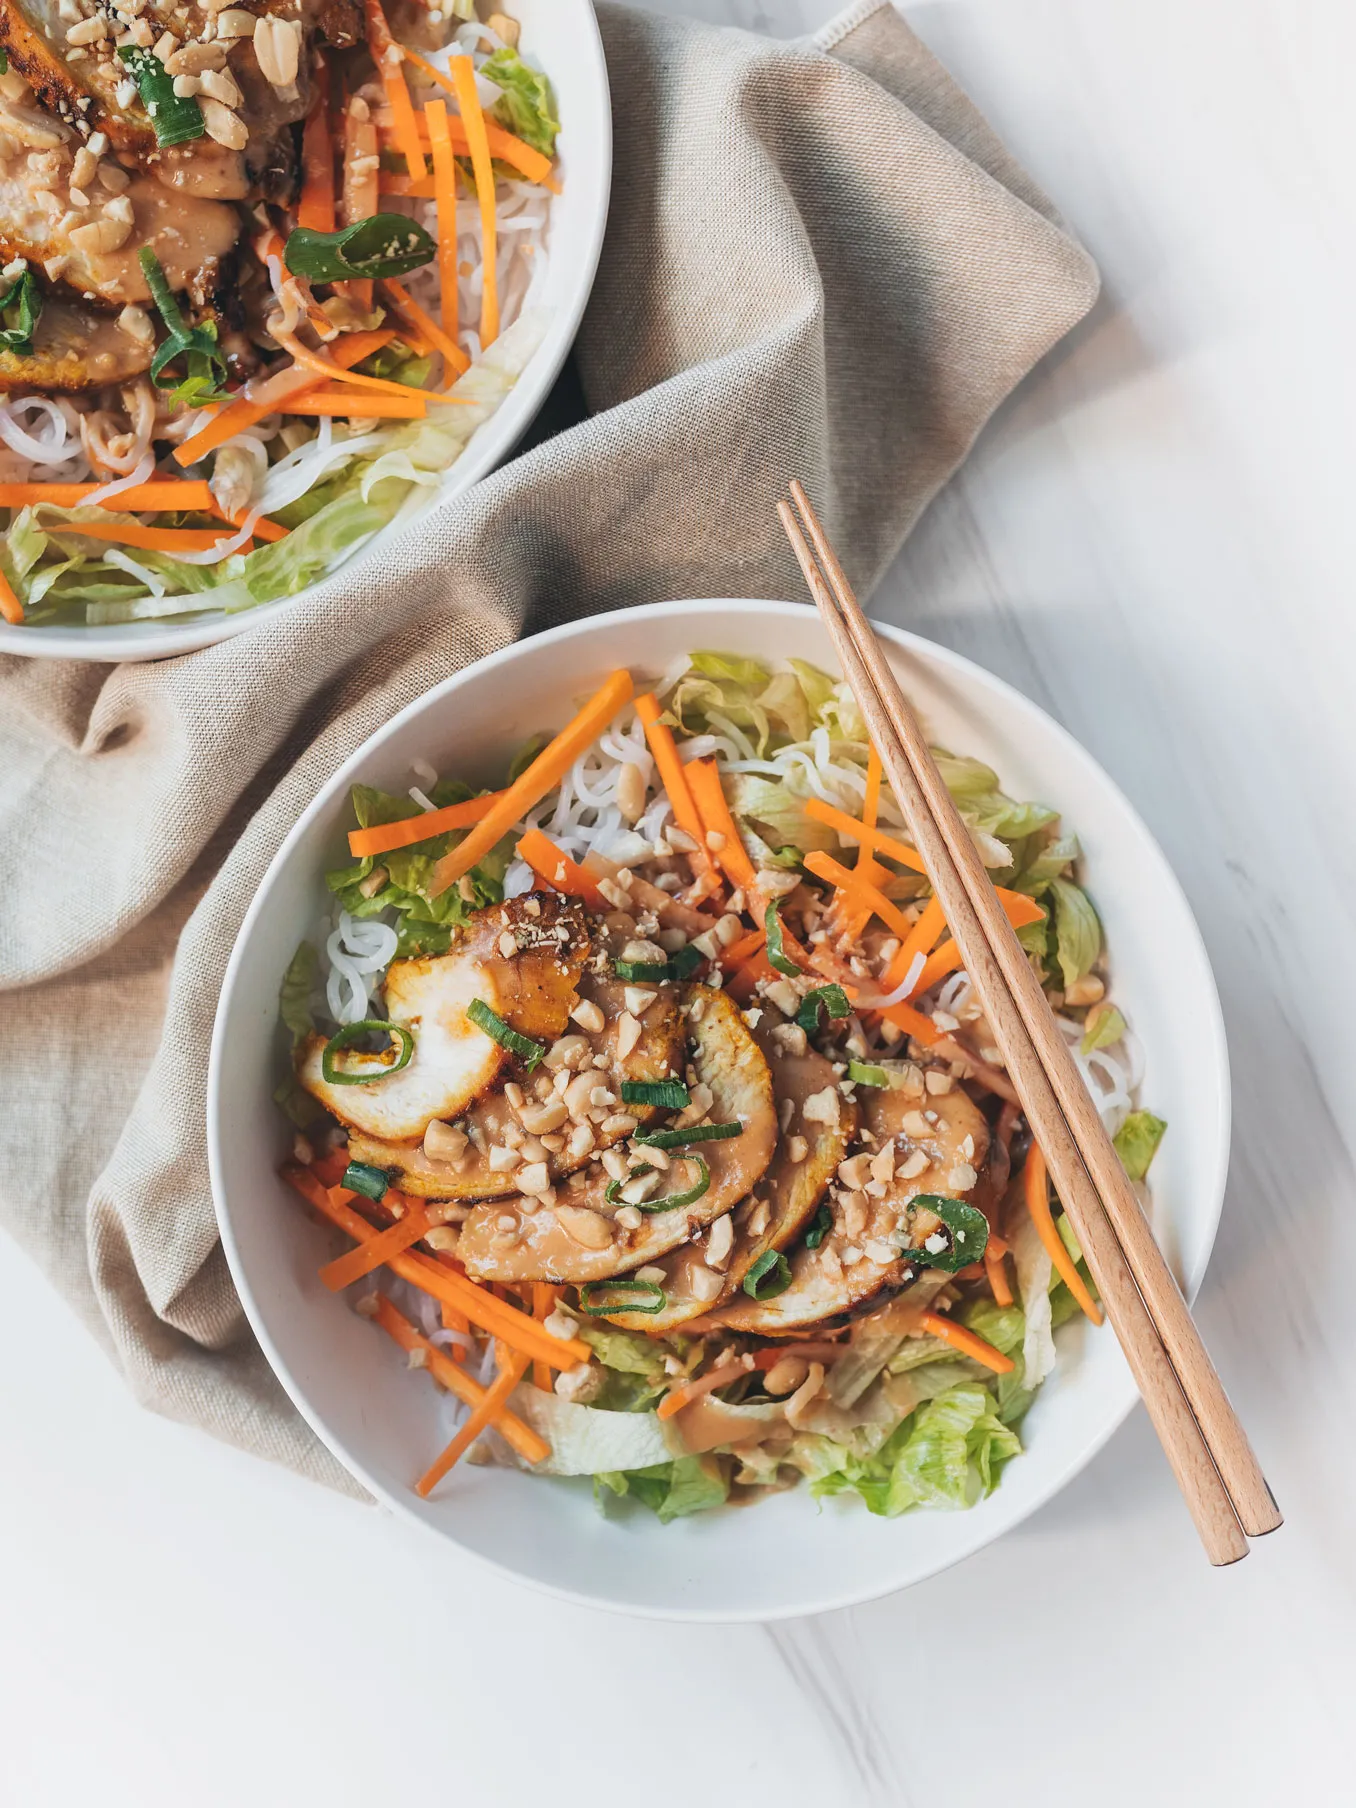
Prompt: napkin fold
<box><xmin>0</xmin><ymin>1</ymin><xmax>1097</xmax><ymax>1490</ymax></box>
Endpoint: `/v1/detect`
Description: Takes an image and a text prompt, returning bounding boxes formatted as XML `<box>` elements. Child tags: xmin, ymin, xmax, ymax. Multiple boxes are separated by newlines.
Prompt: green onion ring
<box><xmin>620</xmin><ymin>1078</ymin><xmax>690</xmax><ymax>1110</ymax></box>
<box><xmin>796</xmin><ymin>985</ymin><xmax>851</xmax><ymax>1034</ymax></box>
<box><xmin>743</xmin><ymin>1249</ymin><xmax>793</xmax><ymax>1299</ymax></box>
<box><xmin>579</xmin><ymin>1278</ymin><xmax>667</xmax><ymax>1316</ymax></box>
<box><xmin>342</xmin><ymin>1161</ymin><xmax>390</xmax><ymax>1201</ymax></box>
<box><xmin>764</xmin><ymin>897</ymin><xmax>802</xmax><ymax>977</ymax></box>
<box><xmin>320</xmin><ymin>1020</ymin><xmax>415</xmax><ymax>1086</ymax></box>
<box><xmin>633</xmin><ymin>1120</ymin><xmax>743</xmax><ymax>1150</ymax></box>
<box><xmin>605</xmin><ymin>1155</ymin><xmax>710</xmax><ymax>1213</ymax></box>
<box><xmin>466</xmin><ymin>998</ymin><xmax>545</xmax><ymax>1070</ymax></box>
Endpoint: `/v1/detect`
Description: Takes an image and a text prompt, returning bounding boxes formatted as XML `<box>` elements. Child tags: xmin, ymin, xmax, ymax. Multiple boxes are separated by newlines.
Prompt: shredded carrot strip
<box><xmin>685</xmin><ymin>758</ymin><xmax>758</xmax><ymax>893</ymax></box>
<box><xmin>1023</xmin><ymin>1146</ymin><xmax>1103</xmax><ymax>1325</ymax></box>
<box><xmin>319</xmin><ymin>1195</ymin><xmax>431</xmax><ymax>1291</ymax></box>
<box><xmin>371</xmin><ymin>1297</ymin><xmax>547</xmax><ymax>1464</ymax></box>
<box><xmin>633</xmin><ymin>692</ymin><xmax>723</xmax><ymax>894</ymax></box>
<box><xmin>280</xmin><ymin>1164</ymin><xmax>591</xmax><ymax>1365</ymax></box>
<box><xmin>532</xmin><ymin>1283</ymin><xmax>560</xmax><ymax>1392</ymax></box>
<box><xmin>379</xmin><ymin>277</ymin><xmax>470</xmax><ymax>376</ymax></box>
<box><xmin>447</xmin><ymin>55</ymin><xmax>498</xmax><ymax>347</ymax></box>
<box><xmin>984</xmin><ymin>1243</ymin><xmax>1014</xmax><ymax>1307</ymax></box>
<box><xmin>836</xmin><ymin>748</ymin><xmax>886</xmax><ymax>942</ymax></box>
<box><xmin>282</xmin><ymin>390</ymin><xmax>428</xmax><ymax>419</ymax></box>
<box><xmin>802</xmin><ymin>797</ymin><xmax>927</xmax><ymax>873</ymax></box>
<box><xmin>804</xmin><ymin>851</ymin><xmax>917</xmax><ymax>943</ymax></box>
<box><xmin>347</xmin><ymin>789</ymin><xmax>501</xmax><ymax>859</ymax></box>
<box><xmin>0</xmin><ymin>480</ymin><xmax>213</xmax><ymax>511</ymax></box>
<box><xmin>274</xmin><ymin>329</ymin><xmax>473</xmax><ymax>407</ymax></box>
<box><xmin>210</xmin><ymin>501</ymin><xmax>290</xmax><ymax>545</ymax></box>
<box><xmin>718</xmin><ymin>926</ymin><xmax>765</xmax><ymax>971</ymax></box>
<box><xmin>42</xmin><ymin>520</ymin><xmax>230</xmax><ymax>552</ymax></box>
<box><xmin>908</xmin><ymin>897</ymin><xmax>1048</xmax><ymax>998</ymax></box>
<box><xmin>366</xmin><ymin>0</ymin><xmax>425</xmax><ymax>180</ymax></box>
<box><xmin>516</xmin><ymin>828</ymin><xmax>608</xmax><ymax>909</ymax></box>
<box><xmin>429</xmin><ymin>669</ymin><xmax>635</xmax><ymax>896</ymax></box>
<box><xmin>298</xmin><ymin>67</ymin><xmax>336</xmax><ymax>232</ymax></box>
<box><xmin>416</xmin><ymin>1344</ymin><xmax>532</xmax><ymax>1495</ymax></box>
<box><xmin>918</xmin><ymin>1311</ymin><xmax>1015</xmax><ymax>1374</ymax></box>
<box><xmin>875</xmin><ymin>893</ymin><xmax>946</xmax><ymax>996</ymax></box>
<box><xmin>423</xmin><ymin>98</ymin><xmax>461</xmax><ymax>351</ymax></box>
<box><xmin>172</xmin><ymin>330</ymin><xmax>394</xmax><ymax>466</ymax></box>
<box><xmin>657</xmin><ymin>1360</ymin><xmax>748</xmax><ymax>1420</ymax></box>
<box><xmin>0</xmin><ymin>565</ymin><xmax>21</xmax><ymax>625</ymax></box>
<box><xmin>395</xmin><ymin>52</ymin><xmax>561</xmax><ymax>189</ymax></box>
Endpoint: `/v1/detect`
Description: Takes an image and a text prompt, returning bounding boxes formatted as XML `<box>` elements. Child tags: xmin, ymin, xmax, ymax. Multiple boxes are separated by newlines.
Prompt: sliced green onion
<box><xmin>605</xmin><ymin>1155</ymin><xmax>710</xmax><ymax>1213</ymax></box>
<box><xmin>764</xmin><ymin>898</ymin><xmax>802</xmax><ymax>977</ymax></box>
<box><xmin>667</xmin><ymin>943</ymin><xmax>704</xmax><ymax>978</ymax></box>
<box><xmin>579</xmin><ymin>1278</ymin><xmax>667</xmax><ymax>1316</ymax></box>
<box><xmin>796</xmin><ymin>985</ymin><xmax>850</xmax><ymax>1034</ymax></box>
<box><xmin>743</xmin><ymin>1249</ymin><xmax>792</xmax><ymax>1299</ymax></box>
<box><xmin>138</xmin><ymin>248</ymin><xmax>229</xmax><ymax>404</ymax></box>
<box><xmin>613</xmin><ymin>959</ymin><xmax>671</xmax><ymax>982</ymax></box>
<box><xmin>342</xmin><ymin>1161</ymin><xmax>390</xmax><ymax>1201</ymax></box>
<box><xmin>285</xmin><ymin>216</ymin><xmax>437</xmax><ymax>283</ymax></box>
<box><xmin>804</xmin><ymin>1203</ymin><xmax>833</xmax><ymax>1249</ymax></box>
<box><xmin>320</xmin><ymin>1020</ymin><xmax>415</xmax><ymax>1086</ymax></box>
<box><xmin>0</xmin><ymin>268</ymin><xmax>41</xmax><ymax>357</ymax></box>
<box><xmin>847</xmin><ymin>1060</ymin><xmax>889</xmax><ymax>1088</ymax></box>
<box><xmin>633</xmin><ymin>1120</ymin><xmax>743</xmax><ymax>1150</ymax></box>
<box><xmin>906</xmin><ymin>1195</ymin><xmax>991</xmax><ymax>1273</ymax></box>
<box><xmin>117</xmin><ymin>46</ymin><xmax>205</xmax><ymax>147</ymax></box>
<box><xmin>466</xmin><ymin>998</ymin><xmax>545</xmax><ymax>1071</ymax></box>
<box><xmin>620</xmin><ymin>1079</ymin><xmax>690</xmax><ymax>1110</ymax></box>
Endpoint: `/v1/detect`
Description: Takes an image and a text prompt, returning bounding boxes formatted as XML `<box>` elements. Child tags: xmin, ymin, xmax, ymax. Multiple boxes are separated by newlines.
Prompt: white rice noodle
<box><xmin>83</xmin><ymin>448</ymin><xmax>155</xmax><ymax>507</ymax></box>
<box><xmin>325</xmin><ymin>911</ymin><xmax>399</xmax><ymax>1024</ymax></box>
<box><xmin>1054</xmin><ymin>1012</ymin><xmax>1133</xmax><ymax>1133</ymax></box>
<box><xmin>867</xmin><ymin>951</ymin><xmax>926</xmax><ymax>1008</ymax></box>
<box><xmin>0</xmin><ymin>396</ymin><xmax>87</xmax><ymax>467</ymax></box>
<box><xmin>103</xmin><ymin>547</ymin><xmax>166</xmax><ymax>596</ymax></box>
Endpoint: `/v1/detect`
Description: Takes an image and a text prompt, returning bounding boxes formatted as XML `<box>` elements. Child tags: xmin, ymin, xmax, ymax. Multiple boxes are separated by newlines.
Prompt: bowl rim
<box><xmin>0</xmin><ymin>0</ymin><xmax>612</xmax><ymax>665</ymax></box>
<box><xmin>208</xmin><ymin>597</ymin><xmax>1232</xmax><ymax>1621</ymax></box>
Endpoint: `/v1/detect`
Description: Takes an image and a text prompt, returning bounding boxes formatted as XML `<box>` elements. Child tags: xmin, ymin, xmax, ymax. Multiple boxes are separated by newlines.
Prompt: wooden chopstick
<box><xmin>779</xmin><ymin>481</ymin><xmax>1281</xmax><ymax>1564</ymax></box>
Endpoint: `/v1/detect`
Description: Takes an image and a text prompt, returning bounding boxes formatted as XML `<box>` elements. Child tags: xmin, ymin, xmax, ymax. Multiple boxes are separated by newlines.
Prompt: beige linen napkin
<box><xmin>0</xmin><ymin>0</ymin><xmax>1098</xmax><ymax>1490</ymax></box>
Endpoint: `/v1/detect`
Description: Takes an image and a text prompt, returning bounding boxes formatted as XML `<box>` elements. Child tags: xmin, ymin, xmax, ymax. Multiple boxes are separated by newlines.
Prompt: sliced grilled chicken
<box><xmin>0</xmin><ymin>288</ymin><xmax>150</xmax><ymax>388</ymax></box>
<box><xmin>0</xmin><ymin>0</ymin><xmax>358</xmax><ymax>185</ymax></box>
<box><xmin>705</xmin><ymin>1076</ymin><xmax>991</xmax><ymax>1336</ymax></box>
<box><xmin>0</xmin><ymin>97</ymin><xmax>238</xmax><ymax>307</ymax></box>
<box><xmin>604</xmin><ymin>1015</ymin><xmax>857</xmax><ymax>1333</ymax></box>
<box><xmin>347</xmin><ymin>975</ymin><xmax>686</xmax><ymax>1201</ymax></box>
<box><xmin>457</xmin><ymin>988</ymin><xmax>777</xmax><ymax>1285</ymax></box>
<box><xmin>298</xmin><ymin>894</ymin><xmax>592</xmax><ymax>1144</ymax></box>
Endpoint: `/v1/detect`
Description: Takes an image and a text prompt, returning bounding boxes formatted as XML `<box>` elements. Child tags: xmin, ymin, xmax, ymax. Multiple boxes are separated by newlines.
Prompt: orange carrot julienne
<box><xmin>685</xmin><ymin>758</ymin><xmax>758</xmax><ymax>893</ymax></box>
<box><xmin>423</xmin><ymin>98</ymin><xmax>460</xmax><ymax>350</ymax></box>
<box><xmin>280</xmin><ymin>1164</ymin><xmax>591</xmax><ymax>1366</ymax></box>
<box><xmin>0</xmin><ymin>480</ymin><xmax>213</xmax><ymax>511</ymax></box>
<box><xmin>657</xmin><ymin>1360</ymin><xmax>749</xmax><ymax>1420</ymax></box>
<box><xmin>0</xmin><ymin>566</ymin><xmax>21</xmax><ymax>625</ymax></box>
<box><xmin>44</xmin><ymin>520</ymin><xmax>230</xmax><ymax>553</ymax></box>
<box><xmin>173</xmin><ymin>330</ymin><xmax>394</xmax><ymax>467</ymax></box>
<box><xmin>365</xmin><ymin>0</ymin><xmax>425</xmax><ymax>180</ymax></box>
<box><xmin>371</xmin><ymin>1296</ymin><xmax>547</xmax><ymax>1465</ymax></box>
<box><xmin>416</xmin><ymin>1344</ymin><xmax>532</xmax><ymax>1495</ymax></box>
<box><xmin>347</xmin><ymin>789</ymin><xmax>502</xmax><ymax>859</ymax></box>
<box><xmin>918</xmin><ymin>1311</ymin><xmax>1014</xmax><ymax>1375</ymax></box>
<box><xmin>319</xmin><ymin>1195</ymin><xmax>431</xmax><ymax>1291</ymax></box>
<box><xmin>298</xmin><ymin>74</ymin><xmax>336</xmax><ymax>232</ymax></box>
<box><xmin>380</xmin><ymin>277</ymin><xmax>470</xmax><ymax>376</ymax></box>
<box><xmin>274</xmin><ymin>330</ymin><xmax>473</xmax><ymax>407</ymax></box>
<box><xmin>908</xmin><ymin>895</ymin><xmax>1048</xmax><ymax>999</ymax></box>
<box><xmin>836</xmin><ymin>748</ymin><xmax>887</xmax><ymax>941</ymax></box>
<box><xmin>428</xmin><ymin>669</ymin><xmax>635</xmax><ymax>897</ymax></box>
<box><xmin>532</xmin><ymin>1283</ymin><xmax>560</xmax><ymax>1392</ymax></box>
<box><xmin>803</xmin><ymin>797</ymin><xmax>927</xmax><ymax>873</ymax></box>
<box><xmin>447</xmin><ymin>55</ymin><xmax>498</xmax><ymax>347</ymax></box>
<box><xmin>984</xmin><ymin>1243</ymin><xmax>1014</xmax><ymax>1307</ymax></box>
<box><xmin>396</xmin><ymin>51</ymin><xmax>561</xmax><ymax>190</ymax></box>
<box><xmin>1023</xmin><ymin>1146</ymin><xmax>1103</xmax><ymax>1325</ymax></box>
<box><xmin>633</xmin><ymin>693</ymin><xmax>722</xmax><ymax>893</ymax></box>
<box><xmin>718</xmin><ymin>926</ymin><xmax>766</xmax><ymax>971</ymax></box>
<box><xmin>804</xmin><ymin>850</ymin><xmax>917</xmax><ymax>943</ymax></box>
<box><xmin>282</xmin><ymin>390</ymin><xmax>428</xmax><ymax>419</ymax></box>
<box><xmin>516</xmin><ymin>828</ymin><xmax>608</xmax><ymax>909</ymax></box>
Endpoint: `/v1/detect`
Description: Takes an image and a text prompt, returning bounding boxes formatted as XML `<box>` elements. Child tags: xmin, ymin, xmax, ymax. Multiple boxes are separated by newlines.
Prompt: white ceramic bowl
<box><xmin>208</xmin><ymin>600</ymin><xmax>1230</xmax><ymax>1621</ymax></box>
<box><xmin>1</xmin><ymin>0</ymin><xmax>611</xmax><ymax>664</ymax></box>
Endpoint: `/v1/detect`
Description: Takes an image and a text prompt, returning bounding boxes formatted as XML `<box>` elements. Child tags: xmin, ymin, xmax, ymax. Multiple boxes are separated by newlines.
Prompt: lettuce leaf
<box><xmin>1081</xmin><ymin>1003</ymin><xmax>1126</xmax><ymax>1054</ymax></box>
<box><xmin>1049</xmin><ymin>877</ymin><xmax>1102</xmax><ymax>988</ymax></box>
<box><xmin>1114</xmin><ymin>1110</ymin><xmax>1167</xmax><ymax>1182</ymax></box>
<box><xmin>483</xmin><ymin>47</ymin><xmax>559</xmax><ymax>156</ymax></box>
<box><xmin>596</xmin><ymin>1455</ymin><xmax>729</xmax><ymax>1521</ymax></box>
<box><xmin>279</xmin><ymin>941</ymin><xmax>318</xmax><ymax>1043</ymax></box>
<box><xmin>807</xmin><ymin>1383</ymin><xmax>1022</xmax><ymax>1517</ymax></box>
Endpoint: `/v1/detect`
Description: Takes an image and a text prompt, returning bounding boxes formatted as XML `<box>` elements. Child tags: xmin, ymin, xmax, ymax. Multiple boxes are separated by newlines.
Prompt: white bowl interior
<box><xmin>0</xmin><ymin>0</ymin><xmax>611</xmax><ymax>663</ymax></box>
<box><xmin>209</xmin><ymin>601</ymin><xmax>1230</xmax><ymax>1620</ymax></box>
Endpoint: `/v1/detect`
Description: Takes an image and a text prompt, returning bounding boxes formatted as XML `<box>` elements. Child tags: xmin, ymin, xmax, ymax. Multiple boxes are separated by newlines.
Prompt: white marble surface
<box><xmin>3</xmin><ymin>2</ymin><xmax>1351</xmax><ymax>1802</ymax></box>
